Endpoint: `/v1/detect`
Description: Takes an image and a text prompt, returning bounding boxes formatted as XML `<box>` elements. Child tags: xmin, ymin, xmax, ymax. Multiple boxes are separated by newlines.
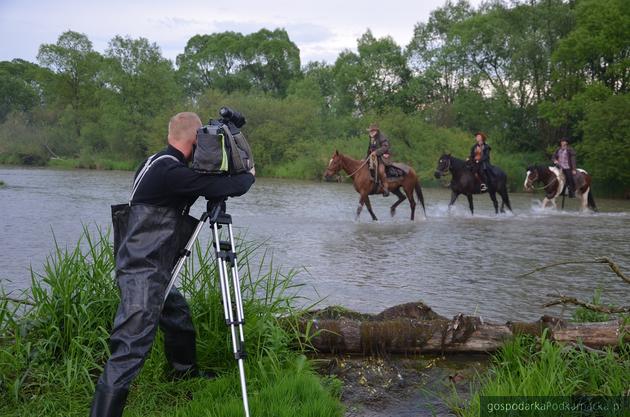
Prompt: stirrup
<box><xmin>480</xmin><ymin>183</ymin><xmax>487</xmax><ymax>192</ymax></box>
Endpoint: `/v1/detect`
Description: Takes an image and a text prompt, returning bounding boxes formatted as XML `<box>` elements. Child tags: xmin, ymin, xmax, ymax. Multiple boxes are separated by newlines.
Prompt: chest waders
<box><xmin>166</xmin><ymin>200</ymin><xmax>251</xmax><ymax>417</ymax></box>
<box><xmin>92</xmin><ymin>154</ymin><xmax>250</xmax><ymax>417</ymax></box>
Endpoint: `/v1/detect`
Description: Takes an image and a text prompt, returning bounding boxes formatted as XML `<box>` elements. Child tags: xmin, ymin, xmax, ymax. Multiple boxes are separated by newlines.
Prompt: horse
<box><xmin>324</xmin><ymin>150</ymin><xmax>426</xmax><ymax>221</ymax></box>
<box><xmin>523</xmin><ymin>165</ymin><xmax>598</xmax><ymax>211</ymax></box>
<box><xmin>434</xmin><ymin>153</ymin><xmax>512</xmax><ymax>215</ymax></box>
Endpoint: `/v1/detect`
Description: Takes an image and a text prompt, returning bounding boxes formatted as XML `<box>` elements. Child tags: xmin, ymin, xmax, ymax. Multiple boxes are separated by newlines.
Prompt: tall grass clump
<box><xmin>452</xmin><ymin>332</ymin><xmax>630</xmax><ymax>417</ymax></box>
<box><xmin>0</xmin><ymin>227</ymin><xmax>342</xmax><ymax>417</ymax></box>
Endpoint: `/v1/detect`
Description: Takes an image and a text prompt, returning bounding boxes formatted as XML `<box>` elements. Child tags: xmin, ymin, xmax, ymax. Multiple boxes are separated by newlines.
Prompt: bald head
<box><xmin>168</xmin><ymin>112</ymin><xmax>202</xmax><ymax>144</ymax></box>
<box><xmin>167</xmin><ymin>112</ymin><xmax>202</xmax><ymax>160</ymax></box>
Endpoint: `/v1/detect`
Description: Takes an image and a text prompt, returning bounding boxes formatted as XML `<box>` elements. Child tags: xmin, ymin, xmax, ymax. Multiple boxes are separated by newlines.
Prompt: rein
<box><xmin>527</xmin><ymin>174</ymin><xmax>558</xmax><ymax>191</ymax></box>
<box><xmin>341</xmin><ymin>158</ymin><xmax>369</xmax><ymax>178</ymax></box>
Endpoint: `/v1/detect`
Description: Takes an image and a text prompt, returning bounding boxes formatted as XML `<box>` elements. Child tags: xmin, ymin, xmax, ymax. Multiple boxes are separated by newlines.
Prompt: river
<box><xmin>1</xmin><ymin>166</ymin><xmax>628</xmax><ymax>322</ymax></box>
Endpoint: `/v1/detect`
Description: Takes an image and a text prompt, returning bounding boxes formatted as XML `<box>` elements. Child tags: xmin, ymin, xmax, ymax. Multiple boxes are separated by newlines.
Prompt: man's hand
<box><xmin>553</xmin><ymin>159</ymin><xmax>558</xmax><ymax>164</ymax></box>
<box><xmin>370</xmin><ymin>151</ymin><xmax>377</xmax><ymax>156</ymax></box>
<box><xmin>572</xmin><ymin>169</ymin><xmax>576</xmax><ymax>175</ymax></box>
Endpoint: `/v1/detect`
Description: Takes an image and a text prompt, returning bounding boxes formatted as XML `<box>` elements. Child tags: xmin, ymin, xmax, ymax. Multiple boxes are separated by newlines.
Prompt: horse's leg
<box><xmin>448</xmin><ymin>191</ymin><xmax>459</xmax><ymax>212</ymax></box>
<box><xmin>390</xmin><ymin>188</ymin><xmax>405</xmax><ymax>217</ymax></box>
<box><xmin>541</xmin><ymin>197</ymin><xmax>550</xmax><ymax>209</ymax></box>
<box><xmin>356</xmin><ymin>195</ymin><xmax>365</xmax><ymax>220</ymax></box>
<box><xmin>364</xmin><ymin>196</ymin><xmax>378</xmax><ymax>221</ymax></box>
<box><xmin>403</xmin><ymin>186</ymin><xmax>416</xmax><ymax>221</ymax></box>
<box><xmin>579</xmin><ymin>191</ymin><xmax>588</xmax><ymax>212</ymax></box>
<box><xmin>466</xmin><ymin>194</ymin><xmax>474</xmax><ymax>215</ymax></box>
<box><xmin>488</xmin><ymin>191</ymin><xmax>499</xmax><ymax>214</ymax></box>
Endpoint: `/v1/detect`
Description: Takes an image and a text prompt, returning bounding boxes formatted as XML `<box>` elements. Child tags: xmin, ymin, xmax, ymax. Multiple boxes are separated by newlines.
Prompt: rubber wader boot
<box><xmin>89</xmin><ymin>385</ymin><xmax>129</xmax><ymax>417</ymax></box>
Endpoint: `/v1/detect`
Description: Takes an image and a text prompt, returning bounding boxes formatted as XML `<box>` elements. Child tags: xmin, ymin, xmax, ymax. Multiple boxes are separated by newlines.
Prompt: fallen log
<box><xmin>298</xmin><ymin>302</ymin><xmax>629</xmax><ymax>355</ymax></box>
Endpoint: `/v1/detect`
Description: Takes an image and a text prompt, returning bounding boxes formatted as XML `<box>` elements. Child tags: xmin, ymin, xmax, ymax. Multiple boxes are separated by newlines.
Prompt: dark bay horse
<box><xmin>524</xmin><ymin>165</ymin><xmax>597</xmax><ymax>211</ymax></box>
<box><xmin>434</xmin><ymin>154</ymin><xmax>512</xmax><ymax>214</ymax></box>
<box><xmin>324</xmin><ymin>151</ymin><xmax>426</xmax><ymax>221</ymax></box>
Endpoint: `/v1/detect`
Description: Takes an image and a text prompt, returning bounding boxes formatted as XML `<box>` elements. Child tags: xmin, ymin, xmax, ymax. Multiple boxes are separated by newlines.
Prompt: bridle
<box><xmin>525</xmin><ymin>168</ymin><xmax>558</xmax><ymax>191</ymax></box>
<box><xmin>436</xmin><ymin>156</ymin><xmax>452</xmax><ymax>177</ymax></box>
<box><xmin>328</xmin><ymin>156</ymin><xmax>369</xmax><ymax>179</ymax></box>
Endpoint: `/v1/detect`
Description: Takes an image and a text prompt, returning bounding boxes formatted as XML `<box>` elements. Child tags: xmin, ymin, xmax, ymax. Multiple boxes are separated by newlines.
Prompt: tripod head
<box><xmin>205</xmin><ymin>198</ymin><xmax>231</xmax><ymax>226</ymax></box>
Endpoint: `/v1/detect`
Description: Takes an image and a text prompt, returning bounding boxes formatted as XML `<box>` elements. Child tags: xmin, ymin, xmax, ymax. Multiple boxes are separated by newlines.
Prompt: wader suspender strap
<box><xmin>129</xmin><ymin>154</ymin><xmax>179</xmax><ymax>205</ymax></box>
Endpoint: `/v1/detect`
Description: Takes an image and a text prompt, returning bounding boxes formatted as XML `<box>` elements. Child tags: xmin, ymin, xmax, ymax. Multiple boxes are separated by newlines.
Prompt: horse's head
<box><xmin>434</xmin><ymin>153</ymin><xmax>452</xmax><ymax>179</ymax></box>
<box><xmin>324</xmin><ymin>150</ymin><xmax>343</xmax><ymax>181</ymax></box>
<box><xmin>523</xmin><ymin>165</ymin><xmax>539</xmax><ymax>191</ymax></box>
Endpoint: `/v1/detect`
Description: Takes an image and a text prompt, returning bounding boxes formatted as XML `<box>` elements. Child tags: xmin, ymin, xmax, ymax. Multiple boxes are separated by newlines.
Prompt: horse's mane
<box><xmin>528</xmin><ymin>164</ymin><xmax>553</xmax><ymax>172</ymax></box>
<box><xmin>447</xmin><ymin>155</ymin><xmax>467</xmax><ymax>168</ymax></box>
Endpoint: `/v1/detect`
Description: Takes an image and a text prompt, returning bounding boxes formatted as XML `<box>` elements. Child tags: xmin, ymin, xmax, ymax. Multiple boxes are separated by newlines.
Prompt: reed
<box><xmin>0</xmin><ymin>227</ymin><xmax>342</xmax><ymax>416</ymax></box>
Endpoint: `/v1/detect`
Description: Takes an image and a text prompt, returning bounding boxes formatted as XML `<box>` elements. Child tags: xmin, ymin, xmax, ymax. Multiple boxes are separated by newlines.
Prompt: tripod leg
<box><xmin>211</xmin><ymin>221</ymin><xmax>251</xmax><ymax>417</ymax></box>
<box><xmin>162</xmin><ymin>215</ymin><xmax>208</xmax><ymax>309</ymax></box>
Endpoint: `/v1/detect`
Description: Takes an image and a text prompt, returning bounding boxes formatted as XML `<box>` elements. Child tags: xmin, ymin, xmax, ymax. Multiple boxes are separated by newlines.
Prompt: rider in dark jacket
<box><xmin>552</xmin><ymin>137</ymin><xmax>577</xmax><ymax>198</ymax></box>
<box><xmin>469</xmin><ymin>131</ymin><xmax>492</xmax><ymax>192</ymax></box>
<box><xmin>366</xmin><ymin>123</ymin><xmax>391</xmax><ymax>196</ymax></box>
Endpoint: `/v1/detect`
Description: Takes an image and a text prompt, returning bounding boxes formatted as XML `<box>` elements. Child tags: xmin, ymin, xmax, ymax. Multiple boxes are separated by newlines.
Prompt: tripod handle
<box><xmin>205</xmin><ymin>199</ymin><xmax>226</xmax><ymax>223</ymax></box>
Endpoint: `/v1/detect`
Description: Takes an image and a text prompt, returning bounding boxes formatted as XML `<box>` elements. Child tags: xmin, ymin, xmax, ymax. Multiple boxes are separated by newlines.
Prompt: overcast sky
<box><xmin>0</xmin><ymin>0</ymin><xmax>483</xmax><ymax>66</ymax></box>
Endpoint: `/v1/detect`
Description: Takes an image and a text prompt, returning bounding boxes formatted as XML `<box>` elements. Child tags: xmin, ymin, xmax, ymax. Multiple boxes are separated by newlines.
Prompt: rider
<box><xmin>469</xmin><ymin>131</ymin><xmax>492</xmax><ymax>192</ymax></box>
<box><xmin>366</xmin><ymin>123</ymin><xmax>390</xmax><ymax>197</ymax></box>
<box><xmin>552</xmin><ymin>137</ymin><xmax>577</xmax><ymax>198</ymax></box>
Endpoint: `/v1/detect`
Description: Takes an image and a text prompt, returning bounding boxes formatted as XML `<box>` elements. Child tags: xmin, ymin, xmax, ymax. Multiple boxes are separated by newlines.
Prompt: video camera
<box><xmin>192</xmin><ymin>107</ymin><xmax>254</xmax><ymax>175</ymax></box>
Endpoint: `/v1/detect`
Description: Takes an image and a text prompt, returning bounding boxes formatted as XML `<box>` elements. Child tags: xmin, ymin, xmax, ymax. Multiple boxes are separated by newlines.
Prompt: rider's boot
<box><xmin>378</xmin><ymin>166</ymin><xmax>389</xmax><ymax>197</ymax></box>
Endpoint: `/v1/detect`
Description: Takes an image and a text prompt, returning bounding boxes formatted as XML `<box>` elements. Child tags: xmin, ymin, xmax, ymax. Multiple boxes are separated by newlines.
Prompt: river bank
<box><xmin>2</xmin><ymin>228</ymin><xmax>628</xmax><ymax>416</ymax></box>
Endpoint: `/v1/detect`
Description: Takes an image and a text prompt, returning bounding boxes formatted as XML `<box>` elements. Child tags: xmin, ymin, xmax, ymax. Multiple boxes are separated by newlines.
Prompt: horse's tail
<box><xmin>415</xmin><ymin>180</ymin><xmax>427</xmax><ymax>217</ymax></box>
<box><xmin>587</xmin><ymin>188</ymin><xmax>598</xmax><ymax>212</ymax></box>
<box><xmin>503</xmin><ymin>187</ymin><xmax>513</xmax><ymax>212</ymax></box>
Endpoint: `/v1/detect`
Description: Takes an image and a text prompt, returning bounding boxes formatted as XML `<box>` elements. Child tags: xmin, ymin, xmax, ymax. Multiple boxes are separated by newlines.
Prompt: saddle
<box><xmin>386</xmin><ymin>163</ymin><xmax>409</xmax><ymax>180</ymax></box>
<box><xmin>554</xmin><ymin>167</ymin><xmax>587</xmax><ymax>190</ymax></box>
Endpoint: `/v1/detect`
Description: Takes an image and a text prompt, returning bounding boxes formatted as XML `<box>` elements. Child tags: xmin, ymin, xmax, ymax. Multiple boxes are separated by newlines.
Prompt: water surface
<box><xmin>1</xmin><ymin>167</ymin><xmax>628</xmax><ymax>321</ymax></box>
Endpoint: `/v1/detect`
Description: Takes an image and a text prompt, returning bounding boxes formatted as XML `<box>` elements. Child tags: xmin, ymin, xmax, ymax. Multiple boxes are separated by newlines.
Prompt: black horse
<box><xmin>434</xmin><ymin>154</ymin><xmax>512</xmax><ymax>214</ymax></box>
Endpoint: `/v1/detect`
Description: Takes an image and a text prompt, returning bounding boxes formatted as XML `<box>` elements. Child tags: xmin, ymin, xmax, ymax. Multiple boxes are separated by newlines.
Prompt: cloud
<box><xmin>1</xmin><ymin>0</ymin><xmax>484</xmax><ymax>65</ymax></box>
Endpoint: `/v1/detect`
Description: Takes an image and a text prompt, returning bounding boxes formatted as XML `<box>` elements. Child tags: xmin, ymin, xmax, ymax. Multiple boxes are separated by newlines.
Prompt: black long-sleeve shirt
<box><xmin>130</xmin><ymin>145</ymin><xmax>255</xmax><ymax>210</ymax></box>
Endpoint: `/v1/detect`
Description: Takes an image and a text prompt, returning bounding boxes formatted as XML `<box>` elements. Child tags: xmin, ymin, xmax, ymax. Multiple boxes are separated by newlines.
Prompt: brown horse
<box><xmin>324</xmin><ymin>151</ymin><xmax>426</xmax><ymax>221</ymax></box>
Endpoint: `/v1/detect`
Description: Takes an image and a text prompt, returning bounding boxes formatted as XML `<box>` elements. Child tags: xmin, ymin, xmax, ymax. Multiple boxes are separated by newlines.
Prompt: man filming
<box><xmin>90</xmin><ymin>111</ymin><xmax>255</xmax><ymax>417</ymax></box>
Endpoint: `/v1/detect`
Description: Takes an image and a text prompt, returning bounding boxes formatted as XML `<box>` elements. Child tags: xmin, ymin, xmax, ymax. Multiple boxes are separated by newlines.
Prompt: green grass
<box><xmin>447</xmin><ymin>305</ymin><xmax>630</xmax><ymax>417</ymax></box>
<box><xmin>453</xmin><ymin>333</ymin><xmax>629</xmax><ymax>417</ymax></box>
<box><xmin>0</xmin><ymin>227</ymin><xmax>343</xmax><ymax>416</ymax></box>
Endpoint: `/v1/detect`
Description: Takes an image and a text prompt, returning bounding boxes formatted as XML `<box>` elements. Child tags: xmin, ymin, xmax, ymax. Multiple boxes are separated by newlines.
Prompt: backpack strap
<box><xmin>129</xmin><ymin>154</ymin><xmax>179</xmax><ymax>204</ymax></box>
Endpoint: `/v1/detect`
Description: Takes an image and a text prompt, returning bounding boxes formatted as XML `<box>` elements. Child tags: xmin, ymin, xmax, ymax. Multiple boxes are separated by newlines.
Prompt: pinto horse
<box><xmin>524</xmin><ymin>165</ymin><xmax>597</xmax><ymax>211</ymax></box>
<box><xmin>324</xmin><ymin>151</ymin><xmax>426</xmax><ymax>221</ymax></box>
<box><xmin>434</xmin><ymin>153</ymin><xmax>512</xmax><ymax>215</ymax></box>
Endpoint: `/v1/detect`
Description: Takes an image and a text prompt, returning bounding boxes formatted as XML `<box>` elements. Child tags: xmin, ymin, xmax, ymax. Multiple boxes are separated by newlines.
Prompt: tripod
<box><xmin>164</xmin><ymin>200</ymin><xmax>251</xmax><ymax>417</ymax></box>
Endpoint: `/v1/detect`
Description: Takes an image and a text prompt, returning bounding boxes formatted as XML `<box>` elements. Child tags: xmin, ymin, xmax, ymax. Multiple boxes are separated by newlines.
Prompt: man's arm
<box><xmin>375</xmin><ymin>136</ymin><xmax>390</xmax><ymax>156</ymax></box>
<box><xmin>165</xmin><ymin>164</ymin><xmax>255</xmax><ymax>200</ymax></box>
<box><xmin>480</xmin><ymin>145</ymin><xmax>490</xmax><ymax>163</ymax></box>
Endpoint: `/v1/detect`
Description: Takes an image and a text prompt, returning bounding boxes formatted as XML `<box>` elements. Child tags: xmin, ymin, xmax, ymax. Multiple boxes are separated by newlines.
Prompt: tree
<box><xmin>406</xmin><ymin>0</ymin><xmax>474</xmax><ymax>114</ymax></box>
<box><xmin>577</xmin><ymin>92</ymin><xmax>630</xmax><ymax>193</ymax></box>
<box><xmin>177</xmin><ymin>29</ymin><xmax>301</xmax><ymax>98</ymax></box>
<box><xmin>176</xmin><ymin>32</ymin><xmax>251</xmax><ymax>97</ymax></box>
<box><xmin>0</xmin><ymin>60</ymin><xmax>40</xmax><ymax>122</ymax></box>
<box><xmin>100</xmin><ymin>36</ymin><xmax>181</xmax><ymax>158</ymax></box>
<box><xmin>333</xmin><ymin>30</ymin><xmax>409</xmax><ymax>115</ymax></box>
<box><xmin>37</xmin><ymin>31</ymin><xmax>102</xmax><ymax>144</ymax></box>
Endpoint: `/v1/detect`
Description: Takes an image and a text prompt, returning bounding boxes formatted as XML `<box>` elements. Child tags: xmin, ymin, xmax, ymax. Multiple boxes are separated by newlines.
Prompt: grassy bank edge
<box><xmin>0</xmin><ymin>227</ymin><xmax>344</xmax><ymax>417</ymax></box>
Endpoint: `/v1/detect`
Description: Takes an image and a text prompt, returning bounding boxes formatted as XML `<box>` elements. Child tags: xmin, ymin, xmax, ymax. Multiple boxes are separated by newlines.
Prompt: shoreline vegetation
<box><xmin>1</xmin><ymin>230</ymin><xmax>628</xmax><ymax>416</ymax></box>
<box><xmin>1</xmin><ymin>0</ymin><xmax>629</xmax><ymax>198</ymax></box>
